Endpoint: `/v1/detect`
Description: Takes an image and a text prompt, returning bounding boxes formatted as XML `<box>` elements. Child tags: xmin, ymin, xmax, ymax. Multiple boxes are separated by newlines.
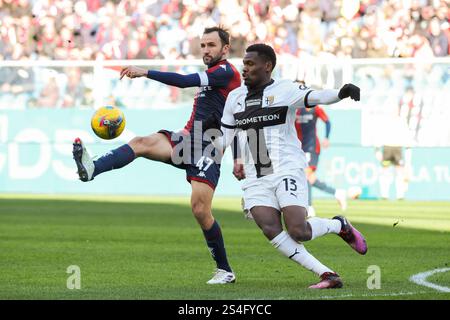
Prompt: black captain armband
<box><xmin>304</xmin><ymin>90</ymin><xmax>316</xmax><ymax>108</ymax></box>
<box><xmin>221</xmin><ymin>122</ymin><xmax>236</xmax><ymax>130</ymax></box>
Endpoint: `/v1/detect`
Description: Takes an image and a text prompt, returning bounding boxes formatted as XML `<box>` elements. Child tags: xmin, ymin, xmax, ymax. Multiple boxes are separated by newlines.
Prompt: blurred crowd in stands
<box><xmin>1</xmin><ymin>0</ymin><xmax>449</xmax><ymax>61</ymax></box>
<box><xmin>0</xmin><ymin>0</ymin><xmax>449</xmax><ymax>110</ymax></box>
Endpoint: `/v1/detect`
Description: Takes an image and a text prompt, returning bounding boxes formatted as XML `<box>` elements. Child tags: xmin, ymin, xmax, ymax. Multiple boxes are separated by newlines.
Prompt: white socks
<box><xmin>395</xmin><ymin>168</ymin><xmax>408</xmax><ymax>199</ymax></box>
<box><xmin>270</xmin><ymin>231</ymin><xmax>333</xmax><ymax>276</ymax></box>
<box><xmin>379</xmin><ymin>167</ymin><xmax>393</xmax><ymax>199</ymax></box>
<box><xmin>307</xmin><ymin>217</ymin><xmax>342</xmax><ymax>240</ymax></box>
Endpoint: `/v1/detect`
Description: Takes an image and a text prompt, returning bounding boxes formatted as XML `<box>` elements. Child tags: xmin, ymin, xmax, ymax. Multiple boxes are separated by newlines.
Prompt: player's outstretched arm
<box><xmin>146</xmin><ymin>70</ymin><xmax>201</xmax><ymax>88</ymax></box>
<box><xmin>120</xmin><ymin>66</ymin><xmax>148</xmax><ymax>80</ymax></box>
<box><xmin>120</xmin><ymin>66</ymin><xmax>201</xmax><ymax>88</ymax></box>
<box><xmin>307</xmin><ymin>83</ymin><xmax>360</xmax><ymax>106</ymax></box>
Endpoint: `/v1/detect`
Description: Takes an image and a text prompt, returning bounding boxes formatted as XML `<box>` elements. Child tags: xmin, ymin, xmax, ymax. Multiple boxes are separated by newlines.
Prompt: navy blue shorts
<box><xmin>158</xmin><ymin>130</ymin><xmax>221</xmax><ymax>190</ymax></box>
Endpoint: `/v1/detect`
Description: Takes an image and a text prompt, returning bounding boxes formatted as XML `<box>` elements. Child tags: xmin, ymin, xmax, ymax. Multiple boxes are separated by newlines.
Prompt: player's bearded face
<box><xmin>203</xmin><ymin>48</ymin><xmax>224</xmax><ymax>66</ymax></box>
<box><xmin>200</xmin><ymin>32</ymin><xmax>228</xmax><ymax>66</ymax></box>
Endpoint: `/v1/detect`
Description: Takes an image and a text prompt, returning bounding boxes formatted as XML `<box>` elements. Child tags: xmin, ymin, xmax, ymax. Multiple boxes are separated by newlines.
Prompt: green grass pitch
<box><xmin>0</xmin><ymin>194</ymin><xmax>449</xmax><ymax>300</ymax></box>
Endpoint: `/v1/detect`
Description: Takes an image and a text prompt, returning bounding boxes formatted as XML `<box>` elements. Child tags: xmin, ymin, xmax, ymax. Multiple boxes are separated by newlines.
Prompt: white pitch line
<box><xmin>409</xmin><ymin>268</ymin><xmax>450</xmax><ymax>293</ymax></box>
<box><xmin>316</xmin><ymin>291</ymin><xmax>429</xmax><ymax>300</ymax></box>
<box><xmin>239</xmin><ymin>291</ymin><xmax>432</xmax><ymax>300</ymax></box>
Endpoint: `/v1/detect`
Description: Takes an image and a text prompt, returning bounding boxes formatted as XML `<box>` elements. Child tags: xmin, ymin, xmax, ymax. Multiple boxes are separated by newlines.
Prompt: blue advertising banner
<box><xmin>0</xmin><ymin>109</ymin><xmax>449</xmax><ymax>200</ymax></box>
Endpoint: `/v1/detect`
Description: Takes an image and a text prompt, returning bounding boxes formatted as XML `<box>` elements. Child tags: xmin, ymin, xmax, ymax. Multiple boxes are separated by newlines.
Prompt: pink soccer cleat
<box><xmin>309</xmin><ymin>272</ymin><xmax>343</xmax><ymax>289</ymax></box>
<box><xmin>333</xmin><ymin>215</ymin><xmax>368</xmax><ymax>255</ymax></box>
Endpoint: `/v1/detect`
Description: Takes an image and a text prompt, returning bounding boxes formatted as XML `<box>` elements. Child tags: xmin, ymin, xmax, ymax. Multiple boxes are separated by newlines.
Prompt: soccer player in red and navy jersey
<box><xmin>72</xmin><ymin>27</ymin><xmax>240</xmax><ymax>284</ymax></box>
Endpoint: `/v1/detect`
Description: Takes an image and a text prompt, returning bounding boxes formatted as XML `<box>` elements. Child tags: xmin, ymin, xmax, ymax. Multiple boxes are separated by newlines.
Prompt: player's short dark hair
<box><xmin>203</xmin><ymin>26</ymin><xmax>230</xmax><ymax>46</ymax></box>
<box><xmin>246</xmin><ymin>44</ymin><xmax>277</xmax><ymax>71</ymax></box>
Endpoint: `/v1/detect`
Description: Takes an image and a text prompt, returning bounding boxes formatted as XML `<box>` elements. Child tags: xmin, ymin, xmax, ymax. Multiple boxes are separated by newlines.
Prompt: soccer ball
<box><xmin>91</xmin><ymin>106</ymin><xmax>126</xmax><ymax>140</ymax></box>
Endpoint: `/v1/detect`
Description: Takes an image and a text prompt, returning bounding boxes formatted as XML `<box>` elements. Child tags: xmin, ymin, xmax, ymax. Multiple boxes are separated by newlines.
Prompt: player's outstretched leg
<box><xmin>283</xmin><ymin>206</ymin><xmax>367</xmax><ymax>255</ymax></box>
<box><xmin>283</xmin><ymin>206</ymin><xmax>342</xmax><ymax>242</ymax></box>
<box><xmin>72</xmin><ymin>137</ymin><xmax>135</xmax><ymax>181</ymax></box>
<box><xmin>252</xmin><ymin>206</ymin><xmax>342</xmax><ymax>289</ymax></box>
<box><xmin>73</xmin><ymin>133</ymin><xmax>172</xmax><ymax>182</ymax></box>
<box><xmin>270</xmin><ymin>230</ymin><xmax>343</xmax><ymax>289</ymax></box>
<box><xmin>73</xmin><ymin>138</ymin><xmax>96</xmax><ymax>181</ymax></box>
<box><xmin>333</xmin><ymin>215</ymin><xmax>368</xmax><ymax>255</ymax></box>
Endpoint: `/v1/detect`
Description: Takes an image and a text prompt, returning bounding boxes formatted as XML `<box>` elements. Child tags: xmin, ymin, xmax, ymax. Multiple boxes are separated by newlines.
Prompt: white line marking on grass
<box><xmin>316</xmin><ymin>291</ymin><xmax>429</xmax><ymax>300</ymax></box>
<box><xmin>409</xmin><ymin>268</ymin><xmax>450</xmax><ymax>293</ymax></box>
<box><xmin>238</xmin><ymin>291</ymin><xmax>433</xmax><ymax>300</ymax></box>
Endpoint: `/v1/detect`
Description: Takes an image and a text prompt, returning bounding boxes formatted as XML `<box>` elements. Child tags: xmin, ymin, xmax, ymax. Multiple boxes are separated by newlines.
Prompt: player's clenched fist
<box><xmin>338</xmin><ymin>83</ymin><xmax>360</xmax><ymax>101</ymax></box>
<box><xmin>120</xmin><ymin>66</ymin><xmax>147</xmax><ymax>80</ymax></box>
<box><xmin>233</xmin><ymin>160</ymin><xmax>246</xmax><ymax>181</ymax></box>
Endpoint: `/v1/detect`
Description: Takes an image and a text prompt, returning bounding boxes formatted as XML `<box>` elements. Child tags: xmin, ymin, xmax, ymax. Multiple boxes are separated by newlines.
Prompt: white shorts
<box><xmin>242</xmin><ymin>169</ymin><xmax>308</xmax><ymax>211</ymax></box>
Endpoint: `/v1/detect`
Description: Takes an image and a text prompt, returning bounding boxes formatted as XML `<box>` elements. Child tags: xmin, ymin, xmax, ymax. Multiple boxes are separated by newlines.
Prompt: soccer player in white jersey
<box><xmin>207</xmin><ymin>44</ymin><xmax>367</xmax><ymax>289</ymax></box>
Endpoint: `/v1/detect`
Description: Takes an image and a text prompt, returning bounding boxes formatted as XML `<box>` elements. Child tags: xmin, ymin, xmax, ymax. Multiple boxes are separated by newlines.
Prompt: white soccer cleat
<box><xmin>72</xmin><ymin>138</ymin><xmax>95</xmax><ymax>182</ymax></box>
<box><xmin>347</xmin><ymin>186</ymin><xmax>362</xmax><ymax>199</ymax></box>
<box><xmin>206</xmin><ymin>269</ymin><xmax>236</xmax><ymax>284</ymax></box>
<box><xmin>307</xmin><ymin>206</ymin><xmax>316</xmax><ymax>217</ymax></box>
<box><xmin>335</xmin><ymin>189</ymin><xmax>348</xmax><ymax>211</ymax></box>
